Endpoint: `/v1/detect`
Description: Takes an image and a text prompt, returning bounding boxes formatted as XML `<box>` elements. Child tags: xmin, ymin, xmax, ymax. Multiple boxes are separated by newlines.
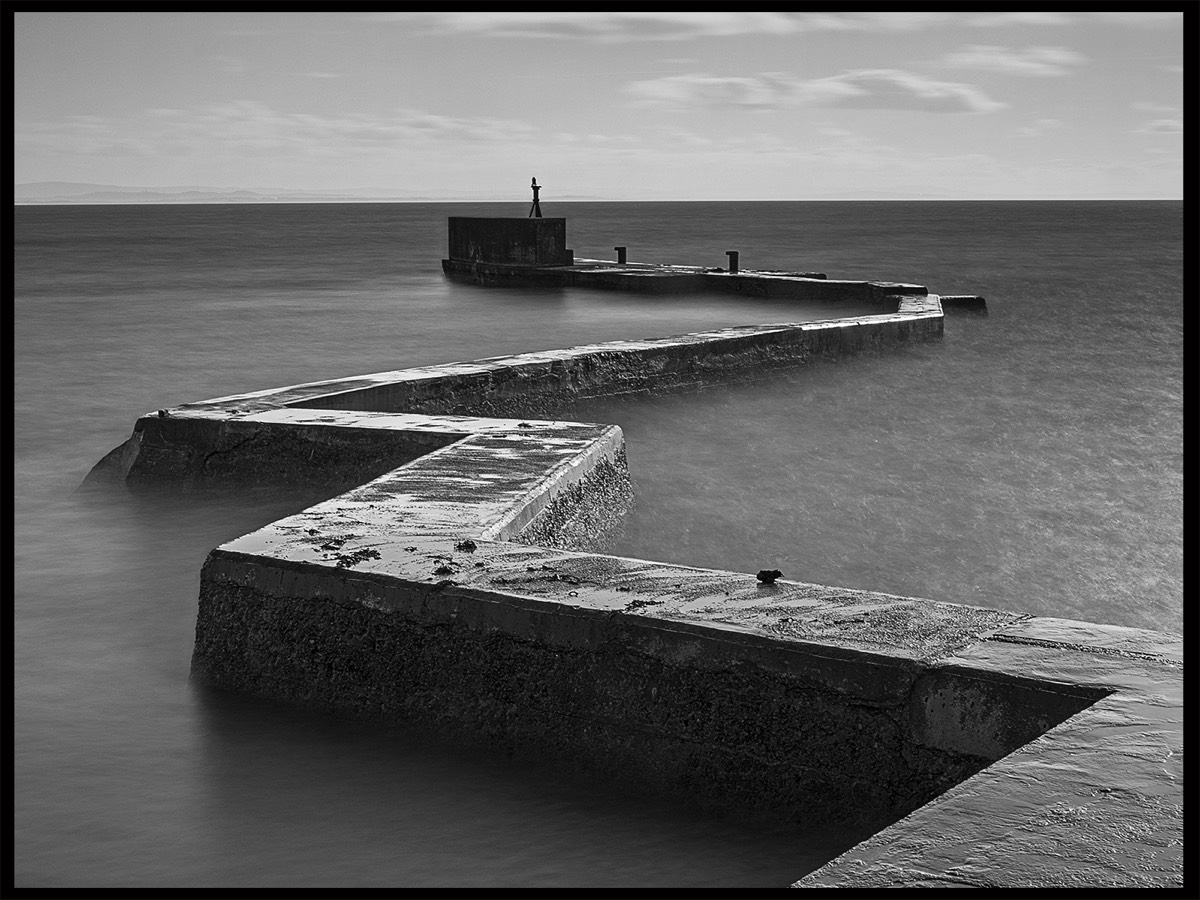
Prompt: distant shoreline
<box><xmin>13</xmin><ymin>197</ymin><xmax>1182</xmax><ymax>205</ymax></box>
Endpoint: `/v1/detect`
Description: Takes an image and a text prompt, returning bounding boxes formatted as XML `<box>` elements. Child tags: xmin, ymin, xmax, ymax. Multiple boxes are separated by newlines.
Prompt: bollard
<box><xmin>614</xmin><ymin>246</ymin><xmax>627</xmax><ymax>265</ymax></box>
<box><xmin>726</xmin><ymin>251</ymin><xmax>739</xmax><ymax>274</ymax></box>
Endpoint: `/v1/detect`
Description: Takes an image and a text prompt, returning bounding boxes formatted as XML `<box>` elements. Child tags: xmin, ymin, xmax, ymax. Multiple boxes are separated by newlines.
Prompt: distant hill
<box><xmin>13</xmin><ymin>182</ymin><xmax>613</xmax><ymax>204</ymax></box>
<box><xmin>24</xmin><ymin>182</ymin><xmax>1112</xmax><ymax>203</ymax></box>
<box><xmin>15</xmin><ymin>182</ymin><xmax>239</xmax><ymax>200</ymax></box>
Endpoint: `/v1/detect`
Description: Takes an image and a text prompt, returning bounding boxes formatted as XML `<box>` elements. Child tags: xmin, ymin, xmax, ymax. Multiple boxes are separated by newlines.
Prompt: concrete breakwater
<box><xmin>84</xmin><ymin>293</ymin><xmax>940</xmax><ymax>489</ymax></box>
<box><xmin>85</xmin><ymin>292</ymin><xmax>1180</xmax><ymax>887</ymax></box>
<box><xmin>439</xmin><ymin>216</ymin><xmax>987</xmax><ymax>311</ymax></box>
<box><xmin>441</xmin><ymin>216</ymin><xmax>921</xmax><ymax>301</ymax></box>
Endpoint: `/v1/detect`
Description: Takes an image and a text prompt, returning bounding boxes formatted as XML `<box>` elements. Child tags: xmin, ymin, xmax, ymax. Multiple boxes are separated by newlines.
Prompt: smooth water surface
<box><xmin>14</xmin><ymin>201</ymin><xmax>1182</xmax><ymax>887</ymax></box>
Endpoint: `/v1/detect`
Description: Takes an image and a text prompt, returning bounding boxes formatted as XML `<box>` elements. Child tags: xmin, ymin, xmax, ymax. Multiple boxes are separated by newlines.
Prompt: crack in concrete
<box><xmin>199</xmin><ymin>428</ymin><xmax>263</xmax><ymax>474</ymax></box>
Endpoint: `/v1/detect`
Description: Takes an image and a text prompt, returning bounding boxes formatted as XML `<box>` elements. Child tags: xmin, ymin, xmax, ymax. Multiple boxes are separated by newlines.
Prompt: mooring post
<box><xmin>726</xmin><ymin>250</ymin><xmax>739</xmax><ymax>274</ymax></box>
<box><xmin>614</xmin><ymin>246</ymin><xmax>627</xmax><ymax>265</ymax></box>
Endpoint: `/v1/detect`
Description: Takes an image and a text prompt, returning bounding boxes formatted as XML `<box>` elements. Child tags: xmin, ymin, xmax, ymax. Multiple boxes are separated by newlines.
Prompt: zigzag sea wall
<box><xmin>84</xmin><ymin>291</ymin><xmax>1182</xmax><ymax>888</ymax></box>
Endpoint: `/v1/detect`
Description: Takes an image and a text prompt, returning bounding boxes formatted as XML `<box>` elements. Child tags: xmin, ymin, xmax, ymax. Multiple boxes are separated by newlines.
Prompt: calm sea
<box><xmin>13</xmin><ymin>201</ymin><xmax>1182</xmax><ymax>888</ymax></box>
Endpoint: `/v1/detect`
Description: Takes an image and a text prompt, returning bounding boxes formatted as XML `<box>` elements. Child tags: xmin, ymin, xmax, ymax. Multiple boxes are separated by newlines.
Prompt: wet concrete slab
<box><xmin>796</xmin><ymin>666</ymin><xmax>1181</xmax><ymax>887</ymax></box>
<box><xmin>85</xmin><ymin>289</ymin><xmax>1180</xmax><ymax>887</ymax></box>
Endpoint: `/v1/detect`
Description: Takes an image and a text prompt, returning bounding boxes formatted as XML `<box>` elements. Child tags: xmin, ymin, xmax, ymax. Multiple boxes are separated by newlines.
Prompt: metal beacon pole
<box><xmin>529</xmin><ymin>177</ymin><xmax>543</xmax><ymax>218</ymax></box>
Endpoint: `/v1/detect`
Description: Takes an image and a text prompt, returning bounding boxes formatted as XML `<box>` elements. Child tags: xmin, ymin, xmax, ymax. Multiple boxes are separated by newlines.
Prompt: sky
<box><xmin>12</xmin><ymin>11</ymin><xmax>1185</xmax><ymax>200</ymax></box>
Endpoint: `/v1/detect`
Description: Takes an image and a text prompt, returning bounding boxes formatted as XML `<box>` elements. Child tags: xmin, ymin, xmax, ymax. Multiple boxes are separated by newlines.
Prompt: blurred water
<box><xmin>13</xmin><ymin>201</ymin><xmax>1182</xmax><ymax>887</ymax></box>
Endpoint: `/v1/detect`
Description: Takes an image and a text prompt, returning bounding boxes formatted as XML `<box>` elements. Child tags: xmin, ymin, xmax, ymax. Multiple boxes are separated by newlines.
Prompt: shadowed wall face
<box><xmin>191</xmin><ymin>543</ymin><xmax>1102</xmax><ymax>833</ymax></box>
<box><xmin>448</xmin><ymin>217</ymin><xmax>573</xmax><ymax>266</ymax></box>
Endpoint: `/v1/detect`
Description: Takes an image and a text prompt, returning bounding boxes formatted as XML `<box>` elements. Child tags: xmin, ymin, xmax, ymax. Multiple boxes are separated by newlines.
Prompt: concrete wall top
<box><xmin>159</xmin><ymin>296</ymin><xmax>941</xmax><ymax>417</ymax></box>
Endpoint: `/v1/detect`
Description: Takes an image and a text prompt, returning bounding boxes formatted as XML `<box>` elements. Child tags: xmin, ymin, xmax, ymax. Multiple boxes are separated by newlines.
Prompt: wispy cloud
<box><xmin>14</xmin><ymin>101</ymin><xmax>545</xmax><ymax>160</ymax></box>
<box><xmin>1089</xmin><ymin>12</ymin><xmax>1182</xmax><ymax>27</ymax></box>
<box><xmin>1014</xmin><ymin>118</ymin><xmax>1065</xmax><ymax>137</ymax></box>
<box><xmin>627</xmin><ymin>69</ymin><xmax>1005</xmax><ymax>114</ymax></box>
<box><xmin>962</xmin><ymin>12</ymin><xmax>1074</xmax><ymax>27</ymax></box>
<box><xmin>1135</xmin><ymin>118</ymin><xmax>1182</xmax><ymax>135</ymax></box>
<box><xmin>628</xmin><ymin>73</ymin><xmax>809</xmax><ymax>108</ymax></box>
<box><xmin>360</xmin><ymin>12</ymin><xmax>992</xmax><ymax>41</ymax></box>
<box><xmin>940</xmin><ymin>45</ymin><xmax>1087</xmax><ymax>77</ymax></box>
<box><xmin>363</xmin><ymin>11</ymin><xmax>1180</xmax><ymax>41</ymax></box>
<box><xmin>363</xmin><ymin>11</ymin><xmax>809</xmax><ymax>41</ymax></box>
<box><xmin>964</xmin><ymin>12</ymin><xmax>1176</xmax><ymax>29</ymax></box>
<box><xmin>1129</xmin><ymin>103</ymin><xmax>1182</xmax><ymax>135</ymax></box>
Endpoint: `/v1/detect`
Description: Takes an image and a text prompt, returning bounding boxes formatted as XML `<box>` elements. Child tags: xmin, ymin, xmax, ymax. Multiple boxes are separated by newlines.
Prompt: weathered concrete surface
<box><xmin>795</xmin><ymin>620</ymin><xmax>1181</xmax><ymax>887</ymax></box>
<box><xmin>442</xmin><ymin>253</ymin><xmax>924</xmax><ymax>305</ymax></box>
<box><xmin>86</xmin><ymin>286</ymin><xmax>1180</xmax><ymax>887</ymax></box>
<box><xmin>188</xmin><ymin>451</ymin><xmax>1180</xmax><ymax>883</ymax></box>
<box><xmin>514</xmin><ymin>453</ymin><xmax>632</xmax><ymax>552</ymax></box>
<box><xmin>185</xmin><ymin>412</ymin><xmax>1089</xmax><ymax>830</ymax></box>
<box><xmin>289</xmin><ymin>310</ymin><xmax>941</xmax><ymax>417</ymax></box>
<box><xmin>193</xmin><ymin>538</ymin><xmax>1079</xmax><ymax>831</ymax></box>
<box><xmin>82</xmin><ymin>295</ymin><xmax>941</xmax><ymax>489</ymax></box>
<box><xmin>447</xmin><ymin>217</ymin><xmax>573</xmax><ymax>267</ymax></box>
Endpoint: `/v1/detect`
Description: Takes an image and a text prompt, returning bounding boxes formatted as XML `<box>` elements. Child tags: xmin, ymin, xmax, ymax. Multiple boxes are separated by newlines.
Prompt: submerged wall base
<box><xmin>193</xmin><ymin>543</ymin><xmax>1104</xmax><ymax>834</ymax></box>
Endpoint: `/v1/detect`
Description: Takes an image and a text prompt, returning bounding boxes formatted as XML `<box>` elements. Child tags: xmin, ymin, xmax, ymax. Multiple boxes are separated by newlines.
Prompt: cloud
<box><xmin>628</xmin><ymin>73</ymin><xmax>814</xmax><ymax>108</ymax></box>
<box><xmin>830</xmin><ymin>70</ymin><xmax>1006</xmax><ymax>112</ymax></box>
<box><xmin>363</xmin><ymin>11</ymin><xmax>808</xmax><ymax>41</ymax></box>
<box><xmin>962</xmin><ymin>12</ymin><xmax>1074</xmax><ymax>27</ymax></box>
<box><xmin>627</xmin><ymin>69</ymin><xmax>1005</xmax><ymax>114</ymax></box>
<box><xmin>940</xmin><ymin>45</ymin><xmax>1087</xmax><ymax>77</ymax></box>
<box><xmin>355</xmin><ymin>12</ymin><xmax>1010</xmax><ymax>42</ymax></box>
<box><xmin>14</xmin><ymin>101</ymin><xmax>546</xmax><ymax>162</ymax></box>
<box><xmin>1014</xmin><ymin>118</ymin><xmax>1065</xmax><ymax>137</ymax></box>
<box><xmin>363</xmin><ymin>11</ymin><xmax>1180</xmax><ymax>41</ymax></box>
<box><xmin>1089</xmin><ymin>12</ymin><xmax>1182</xmax><ymax>27</ymax></box>
<box><xmin>962</xmin><ymin>12</ymin><xmax>1175</xmax><ymax>28</ymax></box>
<box><xmin>301</xmin><ymin>72</ymin><xmax>345</xmax><ymax>79</ymax></box>
<box><xmin>1135</xmin><ymin>118</ymin><xmax>1182</xmax><ymax>135</ymax></box>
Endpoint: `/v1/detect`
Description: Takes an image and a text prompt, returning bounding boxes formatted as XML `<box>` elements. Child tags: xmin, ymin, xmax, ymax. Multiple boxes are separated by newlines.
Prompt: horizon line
<box><xmin>13</xmin><ymin>197</ymin><xmax>1183</xmax><ymax>205</ymax></box>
